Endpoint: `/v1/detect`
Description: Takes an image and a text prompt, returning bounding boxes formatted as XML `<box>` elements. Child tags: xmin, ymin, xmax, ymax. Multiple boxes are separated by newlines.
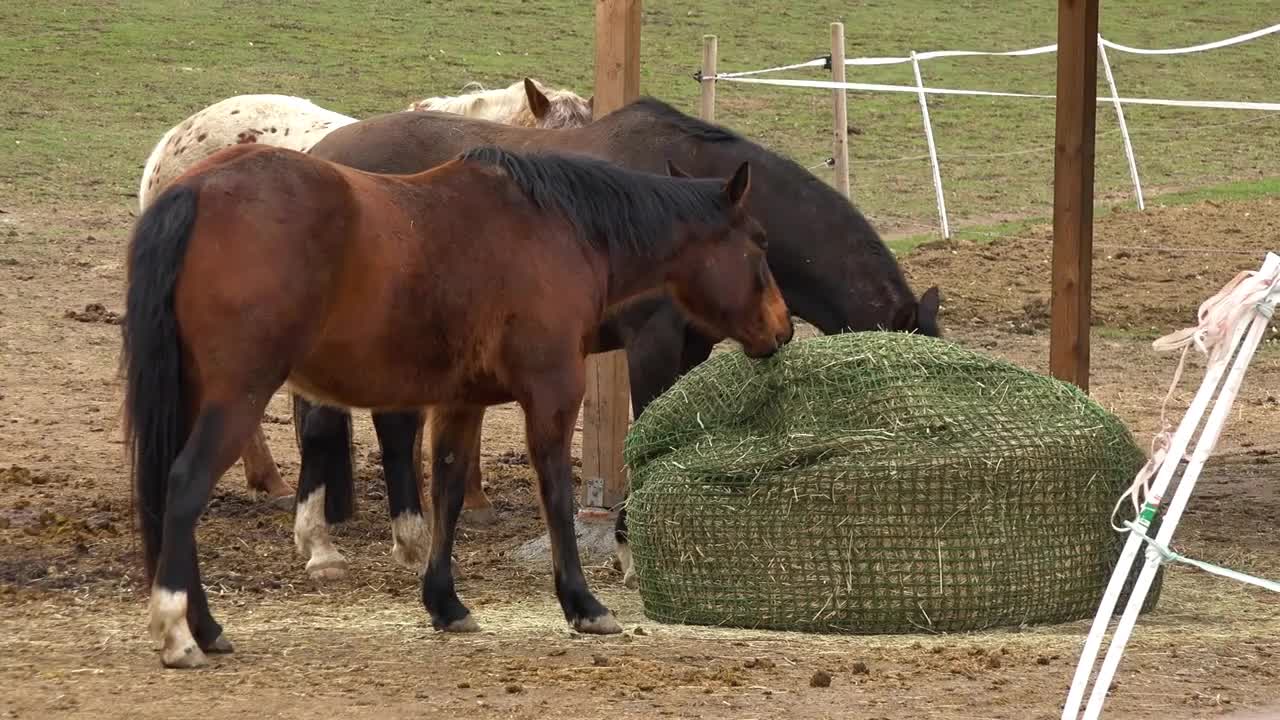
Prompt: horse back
<box><xmin>304</xmin><ymin>160</ymin><xmax>604</xmax><ymax>407</ymax></box>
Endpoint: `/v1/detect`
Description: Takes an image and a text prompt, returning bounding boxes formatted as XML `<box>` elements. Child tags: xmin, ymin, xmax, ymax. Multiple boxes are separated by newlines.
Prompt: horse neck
<box><xmin>698</xmin><ymin>143</ymin><xmax>914</xmax><ymax>333</ymax></box>
<box><xmin>598</xmin><ymin>229</ymin><xmax>689</xmax><ymax>310</ymax></box>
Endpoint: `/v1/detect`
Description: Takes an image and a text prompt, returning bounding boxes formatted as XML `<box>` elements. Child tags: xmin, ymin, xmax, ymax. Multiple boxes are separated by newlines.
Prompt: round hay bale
<box><xmin>624</xmin><ymin>332</ymin><xmax>1163</xmax><ymax>634</ymax></box>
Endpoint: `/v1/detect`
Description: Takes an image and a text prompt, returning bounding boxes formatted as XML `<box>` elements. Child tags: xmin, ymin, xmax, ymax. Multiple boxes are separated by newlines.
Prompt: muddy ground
<box><xmin>1</xmin><ymin>194</ymin><xmax>1278</xmax><ymax>719</ymax></box>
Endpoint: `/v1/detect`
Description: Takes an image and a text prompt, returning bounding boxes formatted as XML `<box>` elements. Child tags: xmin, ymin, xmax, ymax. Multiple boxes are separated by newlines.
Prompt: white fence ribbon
<box><xmin>711</xmin><ymin>75</ymin><xmax>1280</xmax><ymax>112</ymax></box>
<box><xmin>1123</xmin><ymin>520</ymin><xmax>1280</xmax><ymax>593</ymax></box>
<box><xmin>712</xmin><ymin>23</ymin><xmax>1280</xmax><ymax>77</ymax></box>
<box><xmin>1099</xmin><ymin>23</ymin><xmax>1280</xmax><ymax>55</ymax></box>
<box><xmin>716</xmin><ymin>58</ymin><xmax>827</xmax><ymax>79</ymax></box>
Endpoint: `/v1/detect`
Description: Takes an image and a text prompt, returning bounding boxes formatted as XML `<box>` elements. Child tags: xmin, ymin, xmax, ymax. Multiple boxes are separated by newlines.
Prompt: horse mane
<box><xmin>409</xmin><ymin>80</ymin><xmax>530</xmax><ymax>114</ymax></box>
<box><xmin>620</xmin><ymin>97</ymin><xmax>743</xmax><ymax>143</ymax></box>
<box><xmin>620</xmin><ymin>96</ymin><xmax>903</xmax><ymax>269</ymax></box>
<box><xmin>459</xmin><ymin>146</ymin><xmax>731</xmax><ymax>260</ymax></box>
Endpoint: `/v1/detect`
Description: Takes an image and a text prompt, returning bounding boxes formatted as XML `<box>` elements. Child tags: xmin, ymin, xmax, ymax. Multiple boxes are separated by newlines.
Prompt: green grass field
<box><xmin>1</xmin><ymin>0</ymin><xmax>1277</xmax><ymax>239</ymax></box>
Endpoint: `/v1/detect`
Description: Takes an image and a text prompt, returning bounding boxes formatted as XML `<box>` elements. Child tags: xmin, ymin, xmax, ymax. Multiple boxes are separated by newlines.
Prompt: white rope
<box><xmin>1064</xmin><ymin>252</ymin><xmax>1280</xmax><ymax>720</ymax></box>
<box><xmin>712</xmin><ymin>76</ymin><xmax>1280</xmax><ymax>112</ymax></box>
<box><xmin>716</xmin><ymin>58</ymin><xmax>827</xmax><ymax>78</ymax></box>
<box><xmin>716</xmin><ymin>24</ymin><xmax>1280</xmax><ymax>77</ymax></box>
<box><xmin>846</xmin><ymin>43</ymin><xmax>1059</xmax><ymax>66</ymax></box>
<box><xmin>1098</xmin><ymin>38</ymin><xmax>1145</xmax><ymax>210</ymax></box>
<box><xmin>1109</xmin><ymin>266</ymin><xmax>1280</xmax><ymax>530</ymax></box>
<box><xmin>911</xmin><ymin>51</ymin><xmax>950</xmax><ymax>240</ymax></box>
<box><xmin>845</xmin><ymin>24</ymin><xmax>1280</xmax><ymax>66</ymax></box>
<box><xmin>1099</xmin><ymin>23</ymin><xmax>1280</xmax><ymax>55</ymax></box>
<box><xmin>1122</xmin><ymin>520</ymin><xmax>1280</xmax><ymax>593</ymax></box>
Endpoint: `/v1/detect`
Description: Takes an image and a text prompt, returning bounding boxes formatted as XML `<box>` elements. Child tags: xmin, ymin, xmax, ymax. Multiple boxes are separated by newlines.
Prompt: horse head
<box><xmin>663</xmin><ymin>161</ymin><xmax>793</xmax><ymax>359</ymax></box>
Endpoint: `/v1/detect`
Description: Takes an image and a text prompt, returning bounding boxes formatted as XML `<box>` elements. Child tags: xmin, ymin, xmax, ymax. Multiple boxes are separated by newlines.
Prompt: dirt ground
<box><xmin>1</xmin><ymin>194</ymin><xmax>1278</xmax><ymax>720</ymax></box>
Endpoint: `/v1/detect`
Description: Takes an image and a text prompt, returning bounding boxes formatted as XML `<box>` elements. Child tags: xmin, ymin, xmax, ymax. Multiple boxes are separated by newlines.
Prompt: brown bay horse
<box><xmin>271</xmin><ymin>97</ymin><xmax>942</xmax><ymax>585</ymax></box>
<box><xmin>171</xmin><ymin>79</ymin><xmax>596</xmax><ymax>506</ymax></box>
<box><xmin>122</xmin><ymin>142</ymin><xmax>792</xmax><ymax>668</ymax></box>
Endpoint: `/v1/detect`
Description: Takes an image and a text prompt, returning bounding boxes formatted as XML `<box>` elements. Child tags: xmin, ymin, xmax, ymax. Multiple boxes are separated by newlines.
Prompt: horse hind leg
<box><xmin>292</xmin><ymin>403</ymin><xmax>356</xmax><ymax>581</ymax></box>
<box><xmin>460</xmin><ymin>440</ymin><xmax>498</xmax><ymax>526</ymax></box>
<box><xmin>241</xmin><ymin>424</ymin><xmax>294</xmax><ymax>509</ymax></box>
<box><xmin>150</xmin><ymin>398</ymin><xmax>269</xmax><ymax>668</ymax></box>
<box><xmin>371</xmin><ymin>409</ymin><xmax>430</xmax><ymax>573</ymax></box>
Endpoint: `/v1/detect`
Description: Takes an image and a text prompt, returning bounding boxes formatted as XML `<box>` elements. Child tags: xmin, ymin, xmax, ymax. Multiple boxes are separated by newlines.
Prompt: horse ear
<box><xmin>919</xmin><ymin>286</ymin><xmax>941</xmax><ymax>319</ymax></box>
<box><xmin>723</xmin><ymin>161</ymin><xmax>751</xmax><ymax>208</ymax></box>
<box><xmin>916</xmin><ymin>285</ymin><xmax>942</xmax><ymax>334</ymax></box>
<box><xmin>524</xmin><ymin>77</ymin><xmax>551</xmax><ymax>119</ymax></box>
<box><xmin>666</xmin><ymin>159</ymin><xmax>693</xmax><ymax>178</ymax></box>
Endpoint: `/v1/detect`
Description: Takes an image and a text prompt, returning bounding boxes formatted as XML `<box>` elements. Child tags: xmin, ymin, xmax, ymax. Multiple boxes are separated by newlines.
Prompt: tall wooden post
<box><xmin>580</xmin><ymin>0</ymin><xmax>641</xmax><ymax>515</ymax></box>
<box><xmin>1049</xmin><ymin>0</ymin><xmax>1099</xmax><ymax>391</ymax></box>
<box><xmin>700</xmin><ymin>35</ymin><xmax>717</xmax><ymax>121</ymax></box>
<box><xmin>830</xmin><ymin>21</ymin><xmax>851</xmax><ymax>199</ymax></box>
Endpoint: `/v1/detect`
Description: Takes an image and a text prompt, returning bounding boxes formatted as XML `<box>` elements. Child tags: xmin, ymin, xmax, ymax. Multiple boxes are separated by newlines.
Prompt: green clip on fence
<box><xmin>623</xmin><ymin>332</ymin><xmax>1163</xmax><ymax>634</ymax></box>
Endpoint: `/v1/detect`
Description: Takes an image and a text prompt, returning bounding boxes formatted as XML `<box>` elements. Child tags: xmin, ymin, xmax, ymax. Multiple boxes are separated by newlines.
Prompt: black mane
<box><xmin>622</xmin><ymin>97</ymin><xmax>743</xmax><ymax>143</ymax></box>
<box><xmin>619</xmin><ymin>96</ymin><xmax>905</xmax><ymax>290</ymax></box>
<box><xmin>459</xmin><ymin>145</ymin><xmax>730</xmax><ymax>260</ymax></box>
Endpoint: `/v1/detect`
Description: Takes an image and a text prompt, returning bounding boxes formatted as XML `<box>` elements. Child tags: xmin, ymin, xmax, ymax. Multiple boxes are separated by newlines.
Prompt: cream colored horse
<box><xmin>137</xmin><ymin>77</ymin><xmax>592</xmax><ymax>210</ymax></box>
<box><xmin>135</xmin><ymin>76</ymin><xmax>593</xmax><ymax>502</ymax></box>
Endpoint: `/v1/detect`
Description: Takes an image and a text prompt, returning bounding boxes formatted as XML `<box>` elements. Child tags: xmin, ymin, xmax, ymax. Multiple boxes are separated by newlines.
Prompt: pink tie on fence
<box><xmin>1065</xmin><ymin>251</ymin><xmax>1280</xmax><ymax>720</ymax></box>
<box><xmin>1110</xmin><ymin>268</ymin><xmax>1277</xmax><ymax>531</ymax></box>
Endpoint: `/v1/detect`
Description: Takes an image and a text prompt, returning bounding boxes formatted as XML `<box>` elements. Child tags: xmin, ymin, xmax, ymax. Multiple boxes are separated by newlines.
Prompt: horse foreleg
<box><xmin>523</xmin><ymin>375</ymin><xmax>621</xmax><ymax>635</ymax></box>
<box><xmin>292</xmin><ymin>404</ymin><xmax>356</xmax><ymax>581</ymax></box>
<box><xmin>420</xmin><ymin>405</ymin><xmax>485</xmax><ymax>632</ymax></box>
<box><xmin>371</xmin><ymin>409</ymin><xmax>430</xmax><ymax>573</ymax></box>
<box><xmin>241</xmin><ymin>425</ymin><xmax>293</xmax><ymax>508</ymax></box>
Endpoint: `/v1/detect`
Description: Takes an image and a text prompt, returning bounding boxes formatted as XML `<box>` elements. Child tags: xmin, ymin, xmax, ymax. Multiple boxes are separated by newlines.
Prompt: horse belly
<box><xmin>286</xmin><ymin>325</ymin><xmax>513</xmax><ymax>411</ymax></box>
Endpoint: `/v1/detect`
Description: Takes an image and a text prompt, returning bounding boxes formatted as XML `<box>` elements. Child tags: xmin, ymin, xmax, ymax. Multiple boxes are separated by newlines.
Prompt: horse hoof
<box><xmin>573</xmin><ymin>613</ymin><xmax>623</xmax><ymax>635</ymax></box>
<box><xmin>390</xmin><ymin>514</ymin><xmax>430</xmax><ymax>572</ymax></box>
<box><xmin>265</xmin><ymin>494</ymin><xmax>296</xmax><ymax>512</ymax></box>
<box><xmin>306</xmin><ymin>556</ymin><xmax>348</xmax><ymax>581</ymax></box>
<box><xmin>622</xmin><ymin>569</ymin><xmax>638</xmax><ymax>589</ymax></box>
<box><xmin>161</xmin><ymin>641</ymin><xmax>208</xmax><ymax>669</ymax></box>
<box><xmin>440</xmin><ymin>615</ymin><xmax>480</xmax><ymax>633</ymax></box>
<box><xmin>207</xmin><ymin>633</ymin><xmax>234</xmax><ymax>654</ymax></box>
<box><xmin>462</xmin><ymin>507</ymin><xmax>499</xmax><ymax>527</ymax></box>
<box><xmin>391</xmin><ymin>544</ymin><xmax>426</xmax><ymax>573</ymax></box>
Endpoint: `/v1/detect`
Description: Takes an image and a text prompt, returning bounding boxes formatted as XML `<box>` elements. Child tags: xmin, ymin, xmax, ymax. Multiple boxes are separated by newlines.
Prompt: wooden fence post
<box><xmin>580</xmin><ymin>0</ymin><xmax>642</xmax><ymax>516</ymax></box>
<box><xmin>700</xmin><ymin>34</ymin><xmax>717</xmax><ymax>121</ymax></box>
<box><xmin>1049</xmin><ymin>0</ymin><xmax>1100</xmax><ymax>392</ymax></box>
<box><xmin>831</xmin><ymin>21</ymin><xmax>851</xmax><ymax>199</ymax></box>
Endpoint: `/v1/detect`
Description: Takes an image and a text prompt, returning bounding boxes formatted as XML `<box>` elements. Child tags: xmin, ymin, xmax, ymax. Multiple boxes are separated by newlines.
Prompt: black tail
<box><xmin>121</xmin><ymin>184</ymin><xmax>200</xmax><ymax>585</ymax></box>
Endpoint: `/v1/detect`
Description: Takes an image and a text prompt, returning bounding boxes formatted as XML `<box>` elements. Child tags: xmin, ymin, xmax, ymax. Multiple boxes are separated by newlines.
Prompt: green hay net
<box><xmin>624</xmin><ymin>332</ymin><xmax>1163</xmax><ymax>634</ymax></box>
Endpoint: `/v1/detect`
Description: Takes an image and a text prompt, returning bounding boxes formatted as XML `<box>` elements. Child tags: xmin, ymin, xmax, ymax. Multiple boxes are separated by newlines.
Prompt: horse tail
<box><xmin>121</xmin><ymin>183</ymin><xmax>200</xmax><ymax>585</ymax></box>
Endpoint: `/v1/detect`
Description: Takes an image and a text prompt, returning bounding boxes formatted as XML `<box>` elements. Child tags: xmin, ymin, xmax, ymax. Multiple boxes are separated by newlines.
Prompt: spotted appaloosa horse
<box><xmin>137</xmin><ymin>77</ymin><xmax>591</xmax><ymax>210</ymax></box>
<box><xmin>122</xmin><ymin>142</ymin><xmax>790</xmax><ymax>666</ymax></box>
<box><xmin>135</xmin><ymin>77</ymin><xmax>593</xmax><ymax>503</ymax></box>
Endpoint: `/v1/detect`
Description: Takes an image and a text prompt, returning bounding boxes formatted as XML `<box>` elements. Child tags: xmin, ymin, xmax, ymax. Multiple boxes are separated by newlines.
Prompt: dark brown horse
<box><xmin>269</xmin><ymin>97</ymin><xmax>942</xmax><ymax>585</ymax></box>
<box><xmin>121</xmin><ymin>141</ymin><xmax>791</xmax><ymax>668</ymax></box>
